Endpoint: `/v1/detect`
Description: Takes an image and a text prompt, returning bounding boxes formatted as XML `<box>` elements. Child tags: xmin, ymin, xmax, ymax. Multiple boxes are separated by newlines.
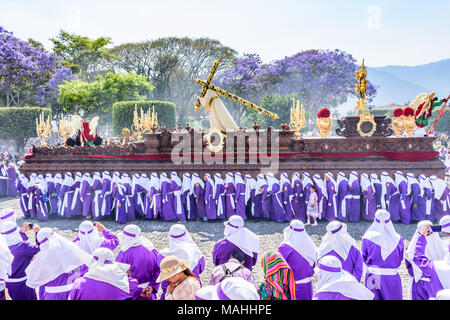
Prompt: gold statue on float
<box><xmin>355</xmin><ymin>59</ymin><xmax>376</xmax><ymax>137</ymax></box>
<box><xmin>290</xmin><ymin>98</ymin><xmax>306</xmax><ymax>140</ymax></box>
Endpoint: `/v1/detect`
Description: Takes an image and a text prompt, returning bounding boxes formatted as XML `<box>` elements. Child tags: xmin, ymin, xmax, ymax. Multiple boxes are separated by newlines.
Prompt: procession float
<box><xmin>20</xmin><ymin>60</ymin><xmax>448</xmax><ymax>178</ymax></box>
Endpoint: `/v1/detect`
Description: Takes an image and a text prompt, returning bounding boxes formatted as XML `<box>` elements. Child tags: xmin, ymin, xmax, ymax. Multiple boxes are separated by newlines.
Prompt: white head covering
<box><xmin>318</xmin><ymin>221</ymin><xmax>356</xmax><ymax>261</ymax></box>
<box><xmin>160</xmin><ymin>224</ymin><xmax>204</xmax><ymax>271</ymax></box>
<box><xmin>25</xmin><ymin>228</ymin><xmax>91</xmax><ymax>288</ymax></box>
<box><xmin>45</xmin><ymin>173</ymin><xmax>53</xmax><ymax>183</ymax></box>
<box><xmin>394</xmin><ymin>171</ymin><xmax>409</xmax><ymax>193</ymax></box>
<box><xmin>0</xmin><ymin>208</ymin><xmax>16</xmax><ymax>227</ymax></box>
<box><xmin>111</xmin><ymin>171</ymin><xmax>121</xmax><ymax>186</ymax></box>
<box><xmin>291</xmin><ymin>172</ymin><xmax>301</xmax><ymax>187</ymax></box>
<box><xmin>406</xmin><ymin>173</ymin><xmax>421</xmax><ymax>194</ymax></box>
<box><xmin>0</xmin><ymin>221</ymin><xmax>23</xmax><ymax>247</ymax></box>
<box><xmin>234</xmin><ymin>172</ymin><xmax>244</xmax><ymax>186</ymax></box>
<box><xmin>213</xmin><ymin>173</ymin><xmax>224</xmax><ymax>197</ymax></box>
<box><xmin>195</xmin><ymin>277</ymin><xmax>259</xmax><ymax>300</ymax></box>
<box><xmin>255</xmin><ymin>173</ymin><xmax>267</xmax><ymax>195</ymax></box>
<box><xmin>36</xmin><ymin>174</ymin><xmax>48</xmax><ymax>194</ymax></box>
<box><xmin>348</xmin><ymin>171</ymin><xmax>358</xmax><ymax>185</ymax></box>
<box><xmin>182</xmin><ymin>173</ymin><xmax>191</xmax><ymax>194</ymax></box>
<box><xmin>370</xmin><ymin>173</ymin><xmax>381</xmax><ymax>186</ymax></box>
<box><xmin>440</xmin><ymin>216</ymin><xmax>450</xmax><ymax>233</ymax></box>
<box><xmin>313</xmin><ymin>174</ymin><xmax>328</xmax><ymax>198</ymax></box>
<box><xmin>266</xmin><ymin>172</ymin><xmax>279</xmax><ymax>192</ymax></box>
<box><xmin>0</xmin><ymin>233</ymin><xmax>13</xmax><ymax>280</ymax></box>
<box><xmin>19</xmin><ymin>174</ymin><xmax>29</xmax><ymax>189</ymax></box>
<box><xmin>75</xmin><ymin>221</ymin><xmax>104</xmax><ymax>255</ymax></box>
<box><xmin>118</xmin><ymin>224</ymin><xmax>155</xmax><ymax>253</ymax></box>
<box><xmin>224</xmin><ymin>215</ymin><xmax>259</xmax><ymax>257</ymax></box>
<box><xmin>244</xmin><ymin>174</ymin><xmax>256</xmax><ymax>204</ymax></box>
<box><xmin>29</xmin><ymin>172</ymin><xmax>38</xmax><ymax>186</ymax></box>
<box><xmin>190</xmin><ymin>173</ymin><xmax>205</xmax><ymax>192</ymax></box>
<box><xmin>279</xmin><ymin>172</ymin><xmax>290</xmax><ymax>187</ymax></box>
<box><xmin>302</xmin><ymin>172</ymin><xmax>314</xmax><ymax>188</ymax></box>
<box><xmin>205</xmin><ymin>173</ymin><xmax>215</xmax><ymax>194</ymax></box>
<box><xmin>435</xmin><ymin>289</ymin><xmax>450</xmax><ymax>300</ymax></box>
<box><xmin>324</xmin><ymin>172</ymin><xmax>337</xmax><ymax>190</ymax></box>
<box><xmin>150</xmin><ymin>172</ymin><xmax>161</xmax><ymax>191</ymax></box>
<box><xmin>225</xmin><ymin>172</ymin><xmax>235</xmax><ymax>186</ymax></box>
<box><xmin>131</xmin><ymin>173</ymin><xmax>140</xmax><ymax>194</ymax></box>
<box><xmin>282</xmin><ymin>219</ymin><xmax>318</xmax><ymax>266</ymax></box>
<box><xmin>418</xmin><ymin>175</ymin><xmax>433</xmax><ymax>192</ymax></box>
<box><xmin>121</xmin><ymin>173</ymin><xmax>132</xmax><ymax>186</ymax></box>
<box><xmin>362</xmin><ymin>209</ymin><xmax>402</xmax><ymax>260</ymax></box>
<box><xmin>102</xmin><ymin>171</ymin><xmax>111</xmax><ymax>181</ymax></box>
<box><xmin>62</xmin><ymin>172</ymin><xmax>74</xmax><ymax>187</ymax></box>
<box><xmin>84</xmin><ymin>247</ymin><xmax>131</xmax><ymax>293</ymax></box>
<box><xmin>336</xmin><ymin>172</ymin><xmax>347</xmax><ymax>186</ymax></box>
<box><xmin>138</xmin><ymin>173</ymin><xmax>150</xmax><ymax>191</ymax></box>
<box><xmin>380</xmin><ymin>172</ymin><xmax>396</xmax><ymax>207</ymax></box>
<box><xmin>82</xmin><ymin>172</ymin><xmax>92</xmax><ymax>186</ymax></box>
<box><xmin>171</xmin><ymin>172</ymin><xmax>182</xmax><ymax>187</ymax></box>
<box><xmin>315</xmin><ymin>255</ymin><xmax>374</xmax><ymax>300</ymax></box>
<box><xmin>360</xmin><ymin>173</ymin><xmax>372</xmax><ymax>191</ymax></box>
<box><xmin>429</xmin><ymin>176</ymin><xmax>448</xmax><ymax>200</ymax></box>
<box><xmin>54</xmin><ymin>173</ymin><xmax>63</xmax><ymax>185</ymax></box>
<box><xmin>74</xmin><ymin>172</ymin><xmax>83</xmax><ymax>183</ymax></box>
<box><xmin>92</xmin><ymin>172</ymin><xmax>102</xmax><ymax>184</ymax></box>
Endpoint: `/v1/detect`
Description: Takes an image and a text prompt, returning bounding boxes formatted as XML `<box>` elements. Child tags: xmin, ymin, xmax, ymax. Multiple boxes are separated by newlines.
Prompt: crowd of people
<box><xmin>11</xmin><ymin>169</ymin><xmax>450</xmax><ymax>225</ymax></box>
<box><xmin>1</xmin><ymin>211</ymin><xmax>450</xmax><ymax>300</ymax></box>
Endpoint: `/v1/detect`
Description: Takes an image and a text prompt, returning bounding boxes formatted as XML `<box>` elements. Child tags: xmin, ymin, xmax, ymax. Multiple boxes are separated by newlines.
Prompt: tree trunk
<box><xmin>16</xmin><ymin>138</ymin><xmax>26</xmax><ymax>159</ymax></box>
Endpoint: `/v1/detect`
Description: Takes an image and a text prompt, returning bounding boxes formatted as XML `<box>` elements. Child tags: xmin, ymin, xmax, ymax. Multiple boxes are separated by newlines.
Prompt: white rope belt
<box><xmin>351</xmin><ymin>195</ymin><xmax>360</xmax><ymax>199</ymax></box>
<box><xmin>5</xmin><ymin>276</ymin><xmax>27</xmax><ymax>283</ymax></box>
<box><xmin>295</xmin><ymin>277</ymin><xmax>313</xmax><ymax>284</ymax></box>
<box><xmin>45</xmin><ymin>283</ymin><xmax>73</xmax><ymax>293</ymax></box>
<box><xmin>138</xmin><ymin>282</ymin><xmax>150</xmax><ymax>289</ymax></box>
<box><xmin>367</xmin><ymin>266</ymin><xmax>399</xmax><ymax>276</ymax></box>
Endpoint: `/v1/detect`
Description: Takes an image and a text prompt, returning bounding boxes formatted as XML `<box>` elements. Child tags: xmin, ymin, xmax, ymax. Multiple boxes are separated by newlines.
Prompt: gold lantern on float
<box><xmin>355</xmin><ymin>60</ymin><xmax>376</xmax><ymax>137</ymax></box>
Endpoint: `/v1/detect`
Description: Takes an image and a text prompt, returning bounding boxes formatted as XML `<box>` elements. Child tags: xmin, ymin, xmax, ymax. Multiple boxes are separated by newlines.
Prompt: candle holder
<box><xmin>131</xmin><ymin>104</ymin><xmax>159</xmax><ymax>142</ymax></box>
<box><xmin>289</xmin><ymin>98</ymin><xmax>306</xmax><ymax>140</ymax></box>
<box><xmin>36</xmin><ymin>111</ymin><xmax>52</xmax><ymax>147</ymax></box>
<box><xmin>58</xmin><ymin>115</ymin><xmax>71</xmax><ymax>144</ymax></box>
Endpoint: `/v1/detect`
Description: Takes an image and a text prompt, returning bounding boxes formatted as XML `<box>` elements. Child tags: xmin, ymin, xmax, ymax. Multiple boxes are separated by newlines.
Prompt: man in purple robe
<box><xmin>116</xmin><ymin>225</ymin><xmax>161</xmax><ymax>300</ymax></box>
<box><xmin>278</xmin><ymin>220</ymin><xmax>317</xmax><ymax>300</ymax></box>
<box><xmin>35</xmin><ymin>175</ymin><xmax>49</xmax><ymax>221</ymax></box>
<box><xmin>234</xmin><ymin>173</ymin><xmax>247</xmax><ymax>220</ymax></box>
<box><xmin>16</xmin><ymin>174</ymin><xmax>30</xmax><ymax>218</ymax></box>
<box><xmin>136</xmin><ymin>173</ymin><xmax>150</xmax><ymax>219</ymax></box>
<box><xmin>100</xmin><ymin>171</ymin><xmax>112</xmax><ymax>218</ymax></box>
<box><xmin>73</xmin><ymin>221</ymin><xmax>119</xmax><ymax>255</ymax></box>
<box><xmin>348</xmin><ymin>171</ymin><xmax>361</xmax><ymax>223</ymax></box>
<box><xmin>58</xmin><ymin>172</ymin><xmax>74</xmax><ymax>219</ymax></box>
<box><xmin>418</xmin><ymin>175</ymin><xmax>434</xmax><ymax>221</ymax></box>
<box><xmin>336</xmin><ymin>172</ymin><xmax>349</xmax><ymax>222</ymax></box>
<box><xmin>408</xmin><ymin>173</ymin><xmax>425</xmax><ymax>222</ymax></box>
<box><xmin>313</xmin><ymin>174</ymin><xmax>328</xmax><ymax>221</ymax></box>
<box><xmin>160</xmin><ymin>173</ymin><xmax>177</xmax><ymax>222</ymax></box>
<box><xmin>324</xmin><ymin>173</ymin><xmax>337</xmax><ymax>221</ymax></box>
<box><xmin>291</xmin><ymin>172</ymin><xmax>306</xmax><ymax>222</ymax></box>
<box><xmin>0</xmin><ymin>162</ymin><xmax>8</xmax><ymax>196</ymax></box>
<box><xmin>318</xmin><ymin>221</ymin><xmax>363</xmax><ymax>281</ymax></box>
<box><xmin>70</xmin><ymin>248</ymin><xmax>144</xmax><ymax>300</ymax></box>
<box><xmin>80</xmin><ymin>173</ymin><xmax>93</xmax><ymax>218</ymax></box>
<box><xmin>204</xmin><ymin>173</ymin><xmax>217</xmax><ymax>220</ymax></box>
<box><xmin>212</xmin><ymin>216</ymin><xmax>259</xmax><ymax>271</ymax></box>
<box><xmin>361</xmin><ymin>209</ymin><xmax>404</xmax><ymax>300</ymax></box>
<box><xmin>214</xmin><ymin>173</ymin><xmax>226</xmax><ymax>220</ymax></box>
<box><xmin>121</xmin><ymin>173</ymin><xmax>136</xmax><ymax>222</ymax></box>
<box><xmin>6</xmin><ymin>163</ymin><xmax>17</xmax><ymax>197</ymax></box>
<box><xmin>381</xmin><ymin>172</ymin><xmax>400</xmax><ymax>222</ymax></box>
<box><xmin>254</xmin><ymin>174</ymin><xmax>270</xmax><ymax>219</ymax></box>
<box><xmin>361</xmin><ymin>173</ymin><xmax>376</xmax><ymax>221</ymax></box>
<box><xmin>224</xmin><ymin>172</ymin><xmax>236</xmax><ymax>218</ymax></box>
<box><xmin>370</xmin><ymin>174</ymin><xmax>383</xmax><ymax>210</ymax></box>
<box><xmin>266</xmin><ymin>172</ymin><xmax>285</xmax><ymax>223</ymax></box>
<box><xmin>131</xmin><ymin>173</ymin><xmax>144</xmax><ymax>218</ymax></box>
<box><xmin>26</xmin><ymin>173</ymin><xmax>38</xmax><ymax>219</ymax></box>
<box><xmin>171</xmin><ymin>172</ymin><xmax>186</xmax><ymax>222</ymax></box>
<box><xmin>45</xmin><ymin>174</ymin><xmax>58</xmax><ymax>216</ymax></box>
<box><xmin>181</xmin><ymin>173</ymin><xmax>195</xmax><ymax>221</ymax></box>
<box><xmin>146</xmin><ymin>173</ymin><xmax>161</xmax><ymax>220</ymax></box>
<box><xmin>280</xmin><ymin>172</ymin><xmax>294</xmax><ymax>221</ymax></box>
<box><xmin>244</xmin><ymin>174</ymin><xmax>256</xmax><ymax>219</ymax></box>
<box><xmin>53</xmin><ymin>173</ymin><xmax>63</xmax><ymax>215</ymax></box>
<box><xmin>70</xmin><ymin>172</ymin><xmax>83</xmax><ymax>216</ymax></box>
<box><xmin>395</xmin><ymin>171</ymin><xmax>411</xmax><ymax>224</ymax></box>
<box><xmin>89</xmin><ymin>172</ymin><xmax>103</xmax><ymax>220</ymax></box>
<box><xmin>1</xmin><ymin>221</ymin><xmax>40</xmax><ymax>300</ymax></box>
<box><xmin>112</xmin><ymin>172</ymin><xmax>127</xmax><ymax>224</ymax></box>
<box><xmin>429</xmin><ymin>175</ymin><xmax>449</xmax><ymax>222</ymax></box>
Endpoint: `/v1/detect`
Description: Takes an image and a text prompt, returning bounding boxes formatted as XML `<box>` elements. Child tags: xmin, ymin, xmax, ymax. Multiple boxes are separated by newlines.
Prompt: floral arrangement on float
<box><xmin>316</xmin><ymin>107</ymin><xmax>333</xmax><ymax>138</ymax></box>
<box><xmin>391</xmin><ymin>108</ymin><xmax>404</xmax><ymax>137</ymax></box>
<box><xmin>403</xmin><ymin>106</ymin><xmax>416</xmax><ymax>137</ymax></box>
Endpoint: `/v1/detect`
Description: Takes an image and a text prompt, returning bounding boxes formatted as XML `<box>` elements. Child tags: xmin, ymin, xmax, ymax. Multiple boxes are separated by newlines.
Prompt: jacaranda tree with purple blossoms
<box><xmin>0</xmin><ymin>26</ymin><xmax>74</xmax><ymax>109</ymax></box>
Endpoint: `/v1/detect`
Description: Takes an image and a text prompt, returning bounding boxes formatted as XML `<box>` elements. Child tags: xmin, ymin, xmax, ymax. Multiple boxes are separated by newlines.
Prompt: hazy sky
<box><xmin>1</xmin><ymin>0</ymin><xmax>449</xmax><ymax>67</ymax></box>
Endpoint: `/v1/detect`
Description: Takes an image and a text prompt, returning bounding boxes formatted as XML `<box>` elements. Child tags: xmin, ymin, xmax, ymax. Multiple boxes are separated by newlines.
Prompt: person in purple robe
<box><xmin>116</xmin><ymin>225</ymin><xmax>161</xmax><ymax>300</ymax></box>
<box><xmin>395</xmin><ymin>171</ymin><xmax>411</xmax><ymax>224</ymax></box>
<box><xmin>111</xmin><ymin>172</ymin><xmax>127</xmax><ymax>224</ymax></box>
<box><xmin>407</xmin><ymin>222</ymin><xmax>450</xmax><ymax>299</ymax></box>
<box><xmin>45</xmin><ymin>174</ymin><xmax>57</xmax><ymax>216</ymax></box>
<box><xmin>135</xmin><ymin>173</ymin><xmax>150</xmax><ymax>219</ymax></box>
<box><xmin>418</xmin><ymin>175</ymin><xmax>434</xmax><ymax>221</ymax></box>
<box><xmin>89</xmin><ymin>172</ymin><xmax>103</xmax><ymax>220</ymax></box>
<box><xmin>53</xmin><ymin>173</ymin><xmax>63</xmax><ymax>215</ymax></box>
<box><xmin>73</xmin><ymin>221</ymin><xmax>119</xmax><ymax>255</ymax></box>
<box><xmin>35</xmin><ymin>175</ymin><xmax>49</xmax><ymax>221</ymax></box>
<box><xmin>254</xmin><ymin>174</ymin><xmax>270</xmax><ymax>219</ymax></box>
<box><xmin>324</xmin><ymin>172</ymin><xmax>337</xmax><ymax>221</ymax></box>
<box><xmin>6</xmin><ymin>163</ymin><xmax>17</xmax><ymax>197</ymax></box>
<box><xmin>244</xmin><ymin>174</ymin><xmax>256</xmax><ymax>219</ymax></box>
<box><xmin>370</xmin><ymin>173</ymin><xmax>383</xmax><ymax>210</ymax></box>
<box><xmin>181</xmin><ymin>173</ymin><xmax>195</xmax><ymax>221</ymax></box>
<box><xmin>266</xmin><ymin>172</ymin><xmax>285</xmax><ymax>223</ymax></box>
<box><xmin>302</xmin><ymin>172</ymin><xmax>314</xmax><ymax>217</ymax></box>
<box><xmin>79</xmin><ymin>173</ymin><xmax>93</xmax><ymax>218</ymax></box>
<box><xmin>0</xmin><ymin>162</ymin><xmax>8</xmax><ymax>196</ymax></box>
<box><xmin>160</xmin><ymin>172</ymin><xmax>177</xmax><ymax>222</ymax></box>
<box><xmin>70</xmin><ymin>172</ymin><xmax>83</xmax><ymax>216</ymax></box>
<box><xmin>380</xmin><ymin>172</ymin><xmax>400</xmax><ymax>222</ymax></box>
<box><xmin>190</xmin><ymin>173</ymin><xmax>206</xmax><ymax>221</ymax></box>
<box><xmin>361</xmin><ymin>173</ymin><xmax>376</xmax><ymax>221</ymax></box>
<box><xmin>204</xmin><ymin>173</ymin><xmax>217</xmax><ymax>220</ymax></box>
<box><xmin>318</xmin><ymin>221</ymin><xmax>364</xmax><ymax>281</ymax></box>
<box><xmin>69</xmin><ymin>247</ymin><xmax>144</xmax><ymax>300</ymax></box>
<box><xmin>100</xmin><ymin>171</ymin><xmax>112</xmax><ymax>218</ymax></box>
<box><xmin>347</xmin><ymin>171</ymin><xmax>361</xmax><ymax>223</ymax></box>
<box><xmin>429</xmin><ymin>175</ymin><xmax>449</xmax><ymax>222</ymax></box>
<box><xmin>170</xmin><ymin>172</ymin><xmax>186</xmax><ymax>222</ymax></box>
<box><xmin>313</xmin><ymin>174</ymin><xmax>328</xmax><ymax>221</ymax></box>
<box><xmin>58</xmin><ymin>172</ymin><xmax>74</xmax><ymax>219</ymax></box>
<box><xmin>291</xmin><ymin>172</ymin><xmax>306</xmax><ymax>222</ymax></box>
<box><xmin>121</xmin><ymin>173</ymin><xmax>136</xmax><ymax>222</ymax></box>
<box><xmin>313</xmin><ymin>255</ymin><xmax>374</xmax><ymax>300</ymax></box>
<box><xmin>336</xmin><ymin>172</ymin><xmax>349</xmax><ymax>222</ymax></box>
<box><xmin>212</xmin><ymin>215</ymin><xmax>259</xmax><ymax>271</ymax></box>
<box><xmin>157</xmin><ymin>224</ymin><xmax>205</xmax><ymax>300</ymax></box>
<box><xmin>145</xmin><ymin>173</ymin><xmax>161</xmax><ymax>220</ymax></box>
<box><xmin>214</xmin><ymin>173</ymin><xmax>226</xmax><ymax>220</ymax></box>
<box><xmin>0</xmin><ymin>229</ymin><xmax>13</xmax><ymax>300</ymax></box>
<box><xmin>361</xmin><ymin>209</ymin><xmax>404</xmax><ymax>300</ymax></box>
<box><xmin>224</xmin><ymin>172</ymin><xmax>236</xmax><ymax>218</ymax></box>
<box><xmin>16</xmin><ymin>174</ymin><xmax>30</xmax><ymax>218</ymax></box>
<box><xmin>25</xmin><ymin>228</ymin><xmax>91</xmax><ymax>300</ymax></box>
<box><xmin>408</xmin><ymin>173</ymin><xmax>425</xmax><ymax>222</ymax></box>
<box><xmin>405</xmin><ymin>220</ymin><xmax>447</xmax><ymax>300</ymax></box>
<box><xmin>234</xmin><ymin>172</ymin><xmax>247</xmax><ymax>221</ymax></box>
<box><xmin>280</xmin><ymin>172</ymin><xmax>294</xmax><ymax>222</ymax></box>
<box><xmin>131</xmin><ymin>173</ymin><xmax>144</xmax><ymax>218</ymax></box>
<box><xmin>1</xmin><ymin>221</ymin><xmax>40</xmax><ymax>300</ymax></box>
<box><xmin>278</xmin><ymin>219</ymin><xmax>317</xmax><ymax>300</ymax></box>
<box><xmin>209</xmin><ymin>251</ymin><xmax>254</xmax><ymax>285</ymax></box>
<box><xmin>26</xmin><ymin>173</ymin><xmax>38</xmax><ymax>219</ymax></box>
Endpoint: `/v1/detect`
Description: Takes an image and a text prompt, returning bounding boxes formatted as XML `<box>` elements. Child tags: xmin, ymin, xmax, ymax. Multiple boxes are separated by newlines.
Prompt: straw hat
<box><xmin>156</xmin><ymin>255</ymin><xmax>190</xmax><ymax>283</ymax></box>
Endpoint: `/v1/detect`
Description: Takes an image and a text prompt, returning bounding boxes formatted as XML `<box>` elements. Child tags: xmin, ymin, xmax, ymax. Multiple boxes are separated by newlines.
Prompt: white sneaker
<box><xmin>312</xmin><ymin>221</ymin><xmax>318</xmax><ymax>226</ymax></box>
<box><xmin>305</xmin><ymin>221</ymin><xmax>311</xmax><ymax>226</ymax></box>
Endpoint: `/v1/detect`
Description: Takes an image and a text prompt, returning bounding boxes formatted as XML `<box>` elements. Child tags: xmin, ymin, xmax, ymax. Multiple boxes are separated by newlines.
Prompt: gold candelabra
<box><xmin>289</xmin><ymin>98</ymin><xmax>306</xmax><ymax>140</ymax></box>
<box><xmin>36</xmin><ymin>111</ymin><xmax>52</xmax><ymax>147</ymax></box>
<box><xmin>130</xmin><ymin>104</ymin><xmax>159</xmax><ymax>142</ymax></box>
<box><xmin>58</xmin><ymin>114</ymin><xmax>71</xmax><ymax>144</ymax></box>
<box><xmin>355</xmin><ymin>59</ymin><xmax>377</xmax><ymax>137</ymax></box>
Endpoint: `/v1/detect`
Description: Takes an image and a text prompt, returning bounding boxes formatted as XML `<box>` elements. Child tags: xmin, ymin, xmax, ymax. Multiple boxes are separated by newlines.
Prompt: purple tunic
<box><xmin>348</xmin><ymin>180</ymin><xmax>361</xmax><ymax>223</ymax></box>
<box><xmin>91</xmin><ymin>179</ymin><xmax>103</xmax><ymax>220</ymax></box>
<box><xmin>39</xmin><ymin>267</ymin><xmax>86</xmax><ymax>300</ymax></box>
<box><xmin>100</xmin><ymin>178</ymin><xmax>112</xmax><ymax>217</ymax></box>
<box><xmin>398</xmin><ymin>180</ymin><xmax>411</xmax><ymax>224</ymax></box>
<box><xmin>204</xmin><ymin>180</ymin><xmax>216</xmax><ymax>220</ymax></box>
<box><xmin>58</xmin><ymin>184</ymin><xmax>73</xmax><ymax>219</ymax></box>
<box><xmin>235</xmin><ymin>182</ymin><xmax>247</xmax><ymax>220</ymax></box>
<box><xmin>0</xmin><ymin>169</ymin><xmax>7</xmax><ymax>196</ymax></box>
<box><xmin>26</xmin><ymin>185</ymin><xmax>37</xmax><ymax>218</ymax></box>
<box><xmin>6</xmin><ymin>167</ymin><xmax>17</xmax><ymax>197</ymax></box>
<box><xmin>224</xmin><ymin>182</ymin><xmax>236</xmax><ymax>218</ymax></box>
<box><xmin>411</xmin><ymin>183</ymin><xmax>425</xmax><ymax>222</ymax></box>
<box><xmin>70</xmin><ymin>181</ymin><xmax>83</xmax><ymax>216</ymax></box>
<box><xmin>362</xmin><ymin>185</ymin><xmax>377</xmax><ymax>221</ymax></box>
<box><xmin>6</xmin><ymin>232</ymin><xmax>40</xmax><ymax>300</ymax></box>
<box><xmin>146</xmin><ymin>186</ymin><xmax>161</xmax><ymax>220</ymax></box>
<box><xmin>35</xmin><ymin>187</ymin><xmax>49</xmax><ymax>221</ymax></box>
<box><xmin>161</xmin><ymin>181</ymin><xmax>177</xmax><ymax>221</ymax></box>
<box><xmin>291</xmin><ymin>179</ymin><xmax>306</xmax><ymax>222</ymax></box>
<box><xmin>337</xmin><ymin>180</ymin><xmax>349</xmax><ymax>222</ymax></box>
<box><xmin>373</xmin><ymin>182</ymin><xmax>382</xmax><ymax>210</ymax></box>
<box><xmin>212</xmin><ymin>238</ymin><xmax>257</xmax><ymax>271</ymax></box>
<box><xmin>361</xmin><ymin>238</ymin><xmax>404</xmax><ymax>300</ymax></box>
<box><xmin>16</xmin><ymin>180</ymin><xmax>30</xmax><ymax>218</ymax></box>
<box><xmin>313</xmin><ymin>292</ymin><xmax>356</xmax><ymax>300</ymax></box>
<box><xmin>116</xmin><ymin>245</ymin><xmax>161</xmax><ymax>300</ymax></box>
<box><xmin>169</xmin><ymin>182</ymin><xmax>185</xmax><ymax>221</ymax></box>
<box><xmin>269</xmin><ymin>183</ymin><xmax>286</xmax><ymax>223</ymax></box>
<box><xmin>281</xmin><ymin>182</ymin><xmax>294</xmax><ymax>222</ymax></box>
<box><xmin>133</xmin><ymin>184</ymin><xmax>146</xmax><ymax>218</ymax></box>
<box><xmin>320</xmin><ymin>247</ymin><xmax>364</xmax><ymax>282</ymax></box>
<box><xmin>123</xmin><ymin>183</ymin><xmax>136</xmax><ymax>222</ymax></box>
<box><xmin>314</xmin><ymin>184</ymin><xmax>327</xmax><ymax>220</ymax></box>
<box><xmin>385</xmin><ymin>182</ymin><xmax>400</xmax><ymax>222</ymax></box>
<box><xmin>193</xmin><ymin>183</ymin><xmax>207</xmax><ymax>219</ymax></box>
<box><xmin>214</xmin><ymin>183</ymin><xmax>226</xmax><ymax>220</ymax></box>
<box><xmin>112</xmin><ymin>183</ymin><xmax>127</xmax><ymax>224</ymax></box>
<box><xmin>433</xmin><ymin>187</ymin><xmax>449</xmax><ymax>222</ymax></box>
<box><xmin>325</xmin><ymin>181</ymin><xmax>337</xmax><ymax>222</ymax></box>
<box><xmin>47</xmin><ymin>181</ymin><xmax>58</xmax><ymax>215</ymax></box>
<box><xmin>278</xmin><ymin>243</ymin><xmax>314</xmax><ymax>300</ymax></box>
<box><xmin>80</xmin><ymin>180</ymin><xmax>92</xmax><ymax>217</ymax></box>
<box><xmin>69</xmin><ymin>276</ymin><xmax>140</xmax><ymax>300</ymax></box>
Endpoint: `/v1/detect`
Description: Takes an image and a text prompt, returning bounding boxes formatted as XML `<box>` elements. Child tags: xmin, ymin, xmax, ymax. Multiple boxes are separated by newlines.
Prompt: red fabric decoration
<box><xmin>317</xmin><ymin>108</ymin><xmax>331</xmax><ymax>118</ymax></box>
<box><xmin>393</xmin><ymin>108</ymin><xmax>403</xmax><ymax>117</ymax></box>
<box><xmin>78</xmin><ymin>122</ymin><xmax>97</xmax><ymax>145</ymax></box>
<box><xmin>29</xmin><ymin>148</ymin><xmax>33</xmax><ymax>154</ymax></box>
<box><xmin>404</xmin><ymin>107</ymin><xmax>415</xmax><ymax>117</ymax></box>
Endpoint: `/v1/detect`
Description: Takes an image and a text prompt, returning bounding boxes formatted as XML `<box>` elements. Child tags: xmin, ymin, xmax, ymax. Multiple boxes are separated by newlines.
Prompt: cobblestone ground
<box><xmin>0</xmin><ymin>196</ymin><xmax>423</xmax><ymax>300</ymax></box>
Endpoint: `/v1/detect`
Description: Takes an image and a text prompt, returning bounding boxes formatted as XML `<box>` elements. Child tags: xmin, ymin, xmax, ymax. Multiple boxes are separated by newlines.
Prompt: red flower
<box><xmin>29</xmin><ymin>148</ymin><xmax>33</xmax><ymax>154</ymax></box>
<box><xmin>317</xmin><ymin>108</ymin><xmax>331</xmax><ymax>118</ymax></box>
<box><xmin>393</xmin><ymin>108</ymin><xmax>403</xmax><ymax>118</ymax></box>
<box><xmin>404</xmin><ymin>107</ymin><xmax>415</xmax><ymax>117</ymax></box>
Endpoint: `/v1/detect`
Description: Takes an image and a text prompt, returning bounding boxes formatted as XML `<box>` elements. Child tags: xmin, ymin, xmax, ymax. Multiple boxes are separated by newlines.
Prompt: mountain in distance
<box><xmin>367</xmin><ymin>59</ymin><xmax>450</xmax><ymax>107</ymax></box>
